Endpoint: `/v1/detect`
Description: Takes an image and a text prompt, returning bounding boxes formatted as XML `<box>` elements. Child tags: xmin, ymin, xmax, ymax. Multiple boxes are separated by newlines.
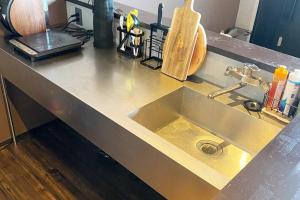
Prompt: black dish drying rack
<box><xmin>140</xmin><ymin>23</ymin><xmax>169</xmax><ymax>69</ymax></box>
<box><xmin>262</xmin><ymin>92</ymin><xmax>299</xmax><ymax>123</ymax></box>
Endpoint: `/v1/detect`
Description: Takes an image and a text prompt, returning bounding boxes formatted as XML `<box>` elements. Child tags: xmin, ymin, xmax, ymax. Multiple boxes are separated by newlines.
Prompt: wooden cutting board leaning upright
<box><xmin>161</xmin><ymin>0</ymin><xmax>201</xmax><ymax>81</ymax></box>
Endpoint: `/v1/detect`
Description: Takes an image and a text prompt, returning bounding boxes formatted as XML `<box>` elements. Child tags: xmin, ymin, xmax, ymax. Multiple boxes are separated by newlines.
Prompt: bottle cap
<box><xmin>275</xmin><ymin>65</ymin><xmax>289</xmax><ymax>80</ymax></box>
<box><xmin>278</xmin><ymin>65</ymin><xmax>287</xmax><ymax>69</ymax></box>
<box><xmin>288</xmin><ymin>69</ymin><xmax>300</xmax><ymax>84</ymax></box>
<box><xmin>295</xmin><ymin>69</ymin><xmax>300</xmax><ymax>76</ymax></box>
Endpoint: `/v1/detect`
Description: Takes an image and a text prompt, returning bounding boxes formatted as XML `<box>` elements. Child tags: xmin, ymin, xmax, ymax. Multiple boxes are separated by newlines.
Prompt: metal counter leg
<box><xmin>0</xmin><ymin>76</ymin><xmax>17</xmax><ymax>146</ymax></box>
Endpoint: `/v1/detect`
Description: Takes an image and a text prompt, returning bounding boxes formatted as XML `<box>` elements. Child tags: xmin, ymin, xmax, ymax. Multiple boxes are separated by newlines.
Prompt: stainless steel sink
<box><xmin>129</xmin><ymin>87</ymin><xmax>280</xmax><ymax>182</ymax></box>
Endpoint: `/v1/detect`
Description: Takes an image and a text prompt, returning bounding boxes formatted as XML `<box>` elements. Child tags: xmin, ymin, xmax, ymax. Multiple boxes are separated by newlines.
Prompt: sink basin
<box><xmin>129</xmin><ymin>87</ymin><xmax>280</xmax><ymax>184</ymax></box>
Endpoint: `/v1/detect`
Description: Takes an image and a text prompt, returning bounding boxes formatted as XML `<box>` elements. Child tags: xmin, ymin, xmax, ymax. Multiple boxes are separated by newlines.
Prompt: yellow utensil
<box><xmin>126</xmin><ymin>9</ymin><xmax>139</xmax><ymax>32</ymax></box>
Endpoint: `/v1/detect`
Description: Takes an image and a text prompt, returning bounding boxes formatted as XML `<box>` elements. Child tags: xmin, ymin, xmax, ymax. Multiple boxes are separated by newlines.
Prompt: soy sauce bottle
<box><xmin>93</xmin><ymin>0</ymin><xmax>114</xmax><ymax>49</ymax></box>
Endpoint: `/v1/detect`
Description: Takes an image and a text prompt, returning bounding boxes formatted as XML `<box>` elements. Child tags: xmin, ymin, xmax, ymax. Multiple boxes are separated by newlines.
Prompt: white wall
<box><xmin>114</xmin><ymin>0</ymin><xmax>182</xmax><ymax>20</ymax></box>
<box><xmin>235</xmin><ymin>0</ymin><xmax>260</xmax><ymax>31</ymax></box>
<box><xmin>114</xmin><ymin>0</ymin><xmax>240</xmax><ymax>32</ymax></box>
<box><xmin>66</xmin><ymin>0</ymin><xmax>240</xmax><ymax>32</ymax></box>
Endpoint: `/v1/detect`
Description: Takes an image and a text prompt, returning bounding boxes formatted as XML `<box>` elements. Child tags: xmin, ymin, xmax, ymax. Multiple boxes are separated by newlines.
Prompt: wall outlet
<box><xmin>75</xmin><ymin>7</ymin><xmax>83</xmax><ymax>26</ymax></box>
<box><xmin>66</xmin><ymin>2</ymin><xmax>93</xmax><ymax>30</ymax></box>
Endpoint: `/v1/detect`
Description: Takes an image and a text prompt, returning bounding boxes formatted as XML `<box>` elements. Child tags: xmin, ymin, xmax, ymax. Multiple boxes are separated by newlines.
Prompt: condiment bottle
<box><xmin>267</xmin><ymin>65</ymin><xmax>289</xmax><ymax>109</ymax></box>
<box><xmin>279</xmin><ymin>69</ymin><xmax>300</xmax><ymax>116</ymax></box>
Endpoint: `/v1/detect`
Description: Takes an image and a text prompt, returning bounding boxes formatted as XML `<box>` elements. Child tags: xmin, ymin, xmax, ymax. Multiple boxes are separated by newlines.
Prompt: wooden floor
<box><xmin>0</xmin><ymin>120</ymin><xmax>165</xmax><ymax>200</ymax></box>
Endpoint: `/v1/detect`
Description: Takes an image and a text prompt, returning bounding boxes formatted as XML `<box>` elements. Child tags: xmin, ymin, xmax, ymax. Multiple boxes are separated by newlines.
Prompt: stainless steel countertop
<box><xmin>0</xmin><ymin>38</ymin><xmax>292</xmax><ymax>200</ymax></box>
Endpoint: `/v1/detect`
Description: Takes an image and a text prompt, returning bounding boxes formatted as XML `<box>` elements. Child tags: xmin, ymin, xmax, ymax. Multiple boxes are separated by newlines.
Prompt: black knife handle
<box><xmin>157</xmin><ymin>3</ymin><xmax>164</xmax><ymax>26</ymax></box>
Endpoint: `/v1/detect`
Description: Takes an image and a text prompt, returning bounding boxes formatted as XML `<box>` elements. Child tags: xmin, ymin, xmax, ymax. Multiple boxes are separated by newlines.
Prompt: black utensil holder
<box><xmin>117</xmin><ymin>26</ymin><xmax>144</xmax><ymax>58</ymax></box>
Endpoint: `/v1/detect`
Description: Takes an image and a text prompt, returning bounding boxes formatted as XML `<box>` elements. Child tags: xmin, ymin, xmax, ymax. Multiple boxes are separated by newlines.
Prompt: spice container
<box><xmin>279</xmin><ymin>69</ymin><xmax>300</xmax><ymax>116</ymax></box>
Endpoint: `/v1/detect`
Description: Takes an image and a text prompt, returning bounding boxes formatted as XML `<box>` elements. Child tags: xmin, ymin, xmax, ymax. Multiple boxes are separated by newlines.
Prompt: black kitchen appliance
<box><xmin>8</xmin><ymin>30</ymin><xmax>83</xmax><ymax>61</ymax></box>
<box><xmin>93</xmin><ymin>0</ymin><xmax>114</xmax><ymax>49</ymax></box>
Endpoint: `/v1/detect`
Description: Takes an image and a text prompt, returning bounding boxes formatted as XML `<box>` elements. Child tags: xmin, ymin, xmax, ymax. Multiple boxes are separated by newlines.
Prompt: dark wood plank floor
<box><xmin>0</xmin><ymin>120</ymin><xmax>165</xmax><ymax>200</ymax></box>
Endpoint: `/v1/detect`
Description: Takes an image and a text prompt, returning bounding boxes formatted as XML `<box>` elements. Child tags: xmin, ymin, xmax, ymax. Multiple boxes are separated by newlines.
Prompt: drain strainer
<box><xmin>196</xmin><ymin>140</ymin><xmax>223</xmax><ymax>157</ymax></box>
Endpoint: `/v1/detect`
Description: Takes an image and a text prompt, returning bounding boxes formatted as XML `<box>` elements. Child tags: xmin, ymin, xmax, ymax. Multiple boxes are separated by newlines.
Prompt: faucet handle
<box><xmin>225</xmin><ymin>64</ymin><xmax>260</xmax><ymax>77</ymax></box>
<box><xmin>225</xmin><ymin>66</ymin><xmax>237</xmax><ymax>76</ymax></box>
<box><xmin>244</xmin><ymin>63</ymin><xmax>260</xmax><ymax>71</ymax></box>
<box><xmin>242</xmin><ymin>63</ymin><xmax>261</xmax><ymax>77</ymax></box>
<box><xmin>225</xmin><ymin>63</ymin><xmax>269</xmax><ymax>88</ymax></box>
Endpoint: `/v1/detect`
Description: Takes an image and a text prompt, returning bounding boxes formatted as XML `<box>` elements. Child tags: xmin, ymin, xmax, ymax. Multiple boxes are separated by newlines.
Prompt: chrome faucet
<box><xmin>208</xmin><ymin>63</ymin><xmax>269</xmax><ymax>99</ymax></box>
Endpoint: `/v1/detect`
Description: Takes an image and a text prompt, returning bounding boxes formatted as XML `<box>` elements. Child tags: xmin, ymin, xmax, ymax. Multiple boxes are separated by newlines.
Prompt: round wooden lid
<box><xmin>187</xmin><ymin>24</ymin><xmax>207</xmax><ymax>76</ymax></box>
<box><xmin>7</xmin><ymin>0</ymin><xmax>46</xmax><ymax>36</ymax></box>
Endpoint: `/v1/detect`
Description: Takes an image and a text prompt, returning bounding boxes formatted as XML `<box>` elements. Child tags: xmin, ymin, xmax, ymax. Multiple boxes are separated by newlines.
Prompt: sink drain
<box><xmin>196</xmin><ymin>140</ymin><xmax>223</xmax><ymax>157</ymax></box>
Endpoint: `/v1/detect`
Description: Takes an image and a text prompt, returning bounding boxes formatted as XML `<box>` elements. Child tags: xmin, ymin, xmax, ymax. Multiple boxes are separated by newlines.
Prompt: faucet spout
<box><xmin>208</xmin><ymin>82</ymin><xmax>247</xmax><ymax>99</ymax></box>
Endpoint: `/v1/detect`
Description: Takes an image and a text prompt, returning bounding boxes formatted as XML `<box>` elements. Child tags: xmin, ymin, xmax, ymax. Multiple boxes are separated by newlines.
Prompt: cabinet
<box><xmin>251</xmin><ymin>0</ymin><xmax>300</xmax><ymax>58</ymax></box>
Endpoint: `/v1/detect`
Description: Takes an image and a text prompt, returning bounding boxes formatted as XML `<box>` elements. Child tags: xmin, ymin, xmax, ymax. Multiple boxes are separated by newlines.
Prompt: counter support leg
<box><xmin>0</xmin><ymin>75</ymin><xmax>16</xmax><ymax>146</ymax></box>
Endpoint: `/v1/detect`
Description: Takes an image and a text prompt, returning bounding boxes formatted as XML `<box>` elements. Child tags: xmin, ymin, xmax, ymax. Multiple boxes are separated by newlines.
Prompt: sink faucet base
<box><xmin>208</xmin><ymin>63</ymin><xmax>269</xmax><ymax>99</ymax></box>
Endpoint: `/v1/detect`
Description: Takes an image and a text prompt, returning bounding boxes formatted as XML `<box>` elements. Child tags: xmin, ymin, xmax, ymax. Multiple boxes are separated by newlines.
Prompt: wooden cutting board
<box><xmin>8</xmin><ymin>0</ymin><xmax>46</xmax><ymax>36</ymax></box>
<box><xmin>188</xmin><ymin>24</ymin><xmax>207</xmax><ymax>76</ymax></box>
<box><xmin>163</xmin><ymin>24</ymin><xmax>207</xmax><ymax>76</ymax></box>
<box><xmin>161</xmin><ymin>0</ymin><xmax>201</xmax><ymax>81</ymax></box>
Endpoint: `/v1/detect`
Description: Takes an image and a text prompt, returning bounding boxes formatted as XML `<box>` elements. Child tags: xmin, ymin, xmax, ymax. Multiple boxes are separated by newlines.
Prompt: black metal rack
<box><xmin>141</xmin><ymin>23</ymin><xmax>169</xmax><ymax>69</ymax></box>
<box><xmin>262</xmin><ymin>92</ymin><xmax>299</xmax><ymax>123</ymax></box>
